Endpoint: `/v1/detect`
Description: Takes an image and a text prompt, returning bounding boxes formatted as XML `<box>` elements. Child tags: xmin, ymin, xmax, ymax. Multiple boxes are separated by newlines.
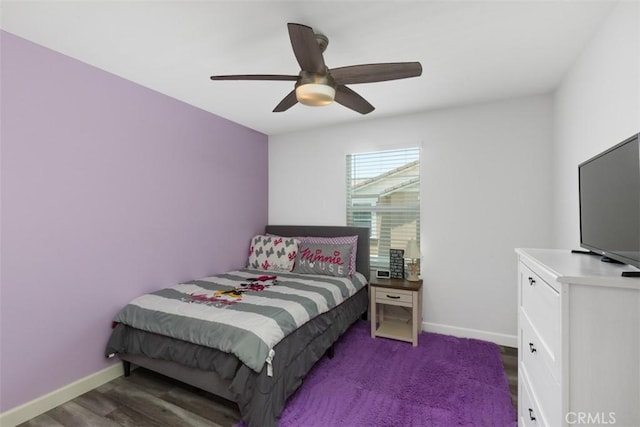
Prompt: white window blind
<box><xmin>346</xmin><ymin>148</ymin><xmax>420</xmax><ymax>269</ymax></box>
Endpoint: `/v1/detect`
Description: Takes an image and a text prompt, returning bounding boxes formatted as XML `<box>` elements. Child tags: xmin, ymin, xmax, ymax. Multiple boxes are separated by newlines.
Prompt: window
<box><xmin>346</xmin><ymin>147</ymin><xmax>420</xmax><ymax>269</ymax></box>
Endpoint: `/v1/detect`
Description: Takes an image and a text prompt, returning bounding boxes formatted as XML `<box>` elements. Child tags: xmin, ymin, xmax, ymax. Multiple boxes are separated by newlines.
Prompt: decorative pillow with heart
<box><xmin>247</xmin><ymin>235</ymin><xmax>299</xmax><ymax>272</ymax></box>
<box><xmin>293</xmin><ymin>242</ymin><xmax>353</xmax><ymax>277</ymax></box>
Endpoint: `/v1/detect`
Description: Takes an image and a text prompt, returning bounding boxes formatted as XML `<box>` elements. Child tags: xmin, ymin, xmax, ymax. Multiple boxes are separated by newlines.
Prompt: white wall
<box><xmin>553</xmin><ymin>1</ymin><xmax>640</xmax><ymax>248</ymax></box>
<box><xmin>269</xmin><ymin>95</ymin><xmax>553</xmax><ymax>345</ymax></box>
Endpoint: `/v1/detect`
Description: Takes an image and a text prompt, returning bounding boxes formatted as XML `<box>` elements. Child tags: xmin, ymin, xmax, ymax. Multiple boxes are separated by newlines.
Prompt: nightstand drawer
<box><xmin>376</xmin><ymin>289</ymin><xmax>413</xmax><ymax>306</ymax></box>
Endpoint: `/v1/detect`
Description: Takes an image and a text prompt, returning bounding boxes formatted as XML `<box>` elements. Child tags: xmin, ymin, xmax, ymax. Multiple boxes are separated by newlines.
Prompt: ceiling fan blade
<box><xmin>210</xmin><ymin>74</ymin><xmax>298</xmax><ymax>81</ymax></box>
<box><xmin>273</xmin><ymin>90</ymin><xmax>298</xmax><ymax>112</ymax></box>
<box><xmin>330</xmin><ymin>62</ymin><xmax>422</xmax><ymax>85</ymax></box>
<box><xmin>287</xmin><ymin>23</ymin><xmax>326</xmax><ymax>74</ymax></box>
<box><xmin>334</xmin><ymin>85</ymin><xmax>375</xmax><ymax>115</ymax></box>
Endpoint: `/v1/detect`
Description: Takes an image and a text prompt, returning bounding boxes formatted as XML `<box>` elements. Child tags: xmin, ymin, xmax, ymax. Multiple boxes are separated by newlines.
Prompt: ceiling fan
<box><xmin>210</xmin><ymin>23</ymin><xmax>422</xmax><ymax>115</ymax></box>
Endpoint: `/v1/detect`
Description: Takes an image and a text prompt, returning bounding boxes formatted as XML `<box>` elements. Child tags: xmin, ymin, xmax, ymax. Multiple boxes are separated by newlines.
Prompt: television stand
<box><xmin>516</xmin><ymin>248</ymin><xmax>640</xmax><ymax>426</ymax></box>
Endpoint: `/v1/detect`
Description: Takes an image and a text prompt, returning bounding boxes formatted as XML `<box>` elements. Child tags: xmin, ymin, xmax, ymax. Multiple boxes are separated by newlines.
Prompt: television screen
<box><xmin>579</xmin><ymin>133</ymin><xmax>640</xmax><ymax>269</ymax></box>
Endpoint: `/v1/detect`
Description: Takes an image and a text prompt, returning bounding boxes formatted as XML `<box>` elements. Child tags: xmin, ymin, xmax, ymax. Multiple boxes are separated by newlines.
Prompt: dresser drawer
<box><xmin>519</xmin><ymin>262</ymin><xmax>560</xmax><ymax>353</ymax></box>
<box><xmin>520</xmin><ymin>367</ymin><xmax>546</xmax><ymax>427</ymax></box>
<box><xmin>520</xmin><ymin>313</ymin><xmax>560</xmax><ymax>425</ymax></box>
<box><xmin>375</xmin><ymin>289</ymin><xmax>413</xmax><ymax>307</ymax></box>
<box><xmin>521</xmin><ymin>308</ymin><xmax>560</xmax><ymax>383</ymax></box>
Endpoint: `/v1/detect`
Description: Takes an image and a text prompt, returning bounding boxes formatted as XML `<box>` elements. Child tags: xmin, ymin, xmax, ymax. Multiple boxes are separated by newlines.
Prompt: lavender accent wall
<box><xmin>0</xmin><ymin>31</ymin><xmax>268</xmax><ymax>412</ymax></box>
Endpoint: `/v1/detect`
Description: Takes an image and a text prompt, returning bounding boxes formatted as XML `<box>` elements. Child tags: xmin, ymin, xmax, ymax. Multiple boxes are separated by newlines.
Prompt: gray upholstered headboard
<box><xmin>265</xmin><ymin>225</ymin><xmax>370</xmax><ymax>281</ymax></box>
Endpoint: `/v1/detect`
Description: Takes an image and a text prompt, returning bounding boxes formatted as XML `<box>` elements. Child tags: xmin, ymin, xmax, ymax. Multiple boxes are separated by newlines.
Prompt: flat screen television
<box><xmin>578</xmin><ymin>132</ymin><xmax>640</xmax><ymax>270</ymax></box>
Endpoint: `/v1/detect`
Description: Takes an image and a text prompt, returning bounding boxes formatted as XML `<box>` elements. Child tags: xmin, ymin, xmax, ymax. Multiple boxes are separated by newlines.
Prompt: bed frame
<box><xmin>117</xmin><ymin>225</ymin><xmax>370</xmax><ymax>425</ymax></box>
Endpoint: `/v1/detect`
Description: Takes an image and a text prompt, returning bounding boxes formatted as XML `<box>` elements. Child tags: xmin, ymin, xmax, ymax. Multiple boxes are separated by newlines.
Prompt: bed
<box><xmin>105</xmin><ymin>225</ymin><xmax>370</xmax><ymax>427</ymax></box>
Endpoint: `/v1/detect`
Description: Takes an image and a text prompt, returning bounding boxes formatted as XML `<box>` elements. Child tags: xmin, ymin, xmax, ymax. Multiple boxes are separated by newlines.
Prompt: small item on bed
<box><xmin>186</xmin><ymin>275</ymin><xmax>280</xmax><ymax>305</ymax></box>
<box><xmin>247</xmin><ymin>235</ymin><xmax>299</xmax><ymax>272</ymax></box>
<box><xmin>240</xmin><ymin>276</ymin><xmax>278</xmax><ymax>287</ymax></box>
<box><xmin>293</xmin><ymin>242</ymin><xmax>353</xmax><ymax>277</ymax></box>
<box><xmin>247</xmin><ymin>275</ymin><xmax>278</xmax><ymax>282</ymax></box>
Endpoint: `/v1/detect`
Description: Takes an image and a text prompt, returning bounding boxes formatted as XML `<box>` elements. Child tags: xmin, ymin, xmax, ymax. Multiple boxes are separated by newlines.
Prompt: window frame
<box><xmin>346</xmin><ymin>147</ymin><xmax>421</xmax><ymax>270</ymax></box>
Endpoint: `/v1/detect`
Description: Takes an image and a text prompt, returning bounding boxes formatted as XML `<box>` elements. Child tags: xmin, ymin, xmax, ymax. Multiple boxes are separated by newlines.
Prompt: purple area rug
<box><xmin>251</xmin><ymin>320</ymin><xmax>516</xmax><ymax>427</ymax></box>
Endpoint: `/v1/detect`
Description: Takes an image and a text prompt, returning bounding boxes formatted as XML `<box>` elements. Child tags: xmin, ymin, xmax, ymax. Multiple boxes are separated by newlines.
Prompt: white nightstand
<box><xmin>370</xmin><ymin>278</ymin><xmax>423</xmax><ymax>346</ymax></box>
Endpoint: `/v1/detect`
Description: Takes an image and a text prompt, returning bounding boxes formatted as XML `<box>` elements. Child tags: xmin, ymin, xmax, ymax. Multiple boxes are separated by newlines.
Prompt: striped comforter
<box><xmin>112</xmin><ymin>269</ymin><xmax>367</xmax><ymax>374</ymax></box>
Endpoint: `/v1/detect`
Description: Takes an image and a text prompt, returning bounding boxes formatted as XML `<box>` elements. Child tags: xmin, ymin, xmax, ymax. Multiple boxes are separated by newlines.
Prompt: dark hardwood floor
<box><xmin>500</xmin><ymin>345</ymin><xmax>518</xmax><ymax>408</ymax></box>
<box><xmin>18</xmin><ymin>347</ymin><xmax>518</xmax><ymax>427</ymax></box>
<box><xmin>18</xmin><ymin>369</ymin><xmax>242</xmax><ymax>427</ymax></box>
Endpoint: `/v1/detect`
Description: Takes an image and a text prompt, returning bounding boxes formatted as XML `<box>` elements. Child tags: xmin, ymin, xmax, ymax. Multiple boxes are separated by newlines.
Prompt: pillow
<box><xmin>293</xmin><ymin>242</ymin><xmax>353</xmax><ymax>277</ymax></box>
<box><xmin>297</xmin><ymin>235</ymin><xmax>358</xmax><ymax>277</ymax></box>
<box><xmin>247</xmin><ymin>235</ymin><xmax>299</xmax><ymax>272</ymax></box>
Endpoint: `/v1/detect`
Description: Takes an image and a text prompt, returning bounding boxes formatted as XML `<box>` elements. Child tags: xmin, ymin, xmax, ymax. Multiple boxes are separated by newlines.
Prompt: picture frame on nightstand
<box><xmin>389</xmin><ymin>249</ymin><xmax>405</xmax><ymax>279</ymax></box>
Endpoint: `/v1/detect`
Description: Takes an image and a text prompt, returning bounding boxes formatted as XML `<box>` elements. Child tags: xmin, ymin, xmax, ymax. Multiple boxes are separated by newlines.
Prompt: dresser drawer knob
<box><xmin>528</xmin><ymin>408</ymin><xmax>537</xmax><ymax>421</ymax></box>
<box><xmin>529</xmin><ymin>342</ymin><xmax>537</xmax><ymax>353</ymax></box>
<box><xmin>386</xmin><ymin>295</ymin><xmax>401</xmax><ymax>299</ymax></box>
<box><xmin>528</xmin><ymin>277</ymin><xmax>536</xmax><ymax>286</ymax></box>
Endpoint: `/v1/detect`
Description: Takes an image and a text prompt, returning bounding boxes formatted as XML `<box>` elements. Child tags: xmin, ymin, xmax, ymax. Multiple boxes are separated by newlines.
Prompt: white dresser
<box><xmin>516</xmin><ymin>249</ymin><xmax>640</xmax><ymax>427</ymax></box>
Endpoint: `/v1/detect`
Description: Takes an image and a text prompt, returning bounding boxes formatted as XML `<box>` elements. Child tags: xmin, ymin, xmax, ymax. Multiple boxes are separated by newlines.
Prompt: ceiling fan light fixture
<box><xmin>295</xmin><ymin>83</ymin><xmax>335</xmax><ymax>106</ymax></box>
<box><xmin>210</xmin><ymin>23</ymin><xmax>422</xmax><ymax>114</ymax></box>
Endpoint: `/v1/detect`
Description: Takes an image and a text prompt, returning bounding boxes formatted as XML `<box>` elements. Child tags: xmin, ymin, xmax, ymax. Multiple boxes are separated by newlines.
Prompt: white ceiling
<box><xmin>1</xmin><ymin>1</ymin><xmax>615</xmax><ymax>135</ymax></box>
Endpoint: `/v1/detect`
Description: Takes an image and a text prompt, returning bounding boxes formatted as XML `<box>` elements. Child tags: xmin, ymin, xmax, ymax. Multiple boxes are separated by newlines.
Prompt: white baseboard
<box><xmin>422</xmin><ymin>321</ymin><xmax>518</xmax><ymax>348</ymax></box>
<box><xmin>0</xmin><ymin>363</ymin><xmax>124</xmax><ymax>427</ymax></box>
